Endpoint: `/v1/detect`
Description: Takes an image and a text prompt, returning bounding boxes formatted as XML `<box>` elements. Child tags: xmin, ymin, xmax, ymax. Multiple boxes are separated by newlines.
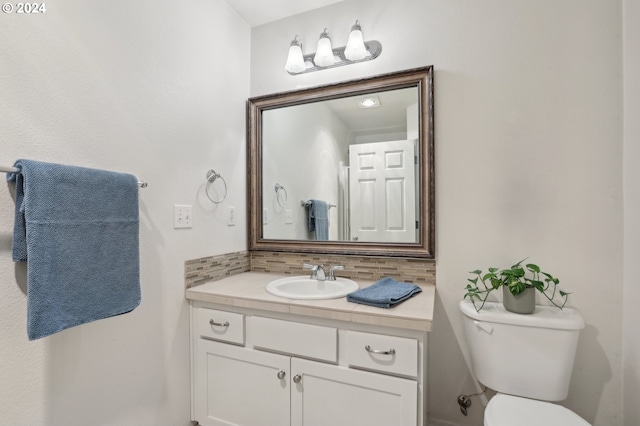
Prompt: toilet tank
<box><xmin>459</xmin><ymin>300</ymin><xmax>584</xmax><ymax>401</ymax></box>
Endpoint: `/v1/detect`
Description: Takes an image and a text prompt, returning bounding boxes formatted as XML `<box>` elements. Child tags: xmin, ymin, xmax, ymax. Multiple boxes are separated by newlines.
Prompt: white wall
<box><xmin>623</xmin><ymin>0</ymin><xmax>640</xmax><ymax>424</ymax></box>
<box><xmin>0</xmin><ymin>0</ymin><xmax>249</xmax><ymax>424</ymax></box>
<box><xmin>252</xmin><ymin>1</ymin><xmax>624</xmax><ymax>425</ymax></box>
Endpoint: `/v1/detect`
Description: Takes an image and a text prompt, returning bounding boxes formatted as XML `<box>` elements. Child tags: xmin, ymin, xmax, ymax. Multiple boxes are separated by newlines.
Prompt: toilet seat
<box><xmin>484</xmin><ymin>394</ymin><xmax>591</xmax><ymax>426</ymax></box>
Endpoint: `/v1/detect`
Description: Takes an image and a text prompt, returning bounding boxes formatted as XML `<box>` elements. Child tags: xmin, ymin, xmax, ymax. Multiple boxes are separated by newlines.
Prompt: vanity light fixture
<box><xmin>284</xmin><ymin>20</ymin><xmax>382</xmax><ymax>75</ymax></box>
<box><xmin>344</xmin><ymin>20</ymin><xmax>367</xmax><ymax>61</ymax></box>
<box><xmin>313</xmin><ymin>28</ymin><xmax>336</xmax><ymax>67</ymax></box>
<box><xmin>284</xmin><ymin>36</ymin><xmax>305</xmax><ymax>74</ymax></box>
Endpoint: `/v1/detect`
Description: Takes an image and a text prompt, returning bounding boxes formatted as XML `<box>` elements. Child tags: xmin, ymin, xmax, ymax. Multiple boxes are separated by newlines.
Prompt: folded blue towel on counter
<box><xmin>7</xmin><ymin>159</ymin><xmax>141</xmax><ymax>340</ymax></box>
<box><xmin>347</xmin><ymin>277</ymin><xmax>422</xmax><ymax>308</ymax></box>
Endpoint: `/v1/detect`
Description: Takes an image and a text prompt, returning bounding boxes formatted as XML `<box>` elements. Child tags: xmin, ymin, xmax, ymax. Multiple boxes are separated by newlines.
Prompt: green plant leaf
<box><xmin>502</xmin><ymin>268</ymin><xmax>525</xmax><ymax>278</ymax></box>
<box><xmin>509</xmin><ymin>281</ymin><xmax>526</xmax><ymax>295</ymax></box>
<box><xmin>482</xmin><ymin>272</ymin><xmax>497</xmax><ymax>281</ymax></box>
<box><xmin>468</xmin><ymin>277</ymin><xmax>478</xmax><ymax>285</ymax></box>
<box><xmin>490</xmin><ymin>278</ymin><xmax>502</xmax><ymax>289</ymax></box>
<box><xmin>531</xmin><ymin>280</ymin><xmax>544</xmax><ymax>292</ymax></box>
<box><xmin>470</xmin><ymin>269</ymin><xmax>482</xmax><ymax>275</ymax></box>
<box><xmin>512</xmin><ymin>258</ymin><xmax>528</xmax><ymax>268</ymax></box>
<box><xmin>541</xmin><ymin>272</ymin><xmax>555</xmax><ymax>281</ymax></box>
<box><xmin>526</xmin><ymin>263</ymin><xmax>540</xmax><ymax>273</ymax></box>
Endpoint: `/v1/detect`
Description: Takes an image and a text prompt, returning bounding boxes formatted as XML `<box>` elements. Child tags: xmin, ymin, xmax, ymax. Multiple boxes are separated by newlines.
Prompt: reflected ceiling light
<box><xmin>285</xmin><ymin>20</ymin><xmax>382</xmax><ymax>75</ymax></box>
<box><xmin>344</xmin><ymin>20</ymin><xmax>367</xmax><ymax>61</ymax></box>
<box><xmin>284</xmin><ymin>36</ymin><xmax>306</xmax><ymax>74</ymax></box>
<box><xmin>313</xmin><ymin>28</ymin><xmax>336</xmax><ymax>67</ymax></box>
<box><xmin>358</xmin><ymin>96</ymin><xmax>381</xmax><ymax>108</ymax></box>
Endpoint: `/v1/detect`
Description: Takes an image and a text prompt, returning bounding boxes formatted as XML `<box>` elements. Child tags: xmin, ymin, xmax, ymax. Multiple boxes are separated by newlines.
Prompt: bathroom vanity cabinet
<box><xmin>187</xmin><ymin>273</ymin><xmax>434</xmax><ymax>426</ymax></box>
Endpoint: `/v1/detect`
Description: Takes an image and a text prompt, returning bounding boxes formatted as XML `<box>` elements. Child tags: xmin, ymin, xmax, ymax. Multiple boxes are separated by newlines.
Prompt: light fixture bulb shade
<box><xmin>345</xmin><ymin>21</ymin><xmax>367</xmax><ymax>61</ymax></box>
<box><xmin>284</xmin><ymin>40</ymin><xmax>305</xmax><ymax>73</ymax></box>
<box><xmin>313</xmin><ymin>30</ymin><xmax>335</xmax><ymax>67</ymax></box>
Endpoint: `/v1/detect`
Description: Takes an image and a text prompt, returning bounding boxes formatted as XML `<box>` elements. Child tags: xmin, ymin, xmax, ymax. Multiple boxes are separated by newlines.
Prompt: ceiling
<box><xmin>325</xmin><ymin>87</ymin><xmax>418</xmax><ymax>136</ymax></box>
<box><xmin>224</xmin><ymin>0</ymin><xmax>344</xmax><ymax>27</ymax></box>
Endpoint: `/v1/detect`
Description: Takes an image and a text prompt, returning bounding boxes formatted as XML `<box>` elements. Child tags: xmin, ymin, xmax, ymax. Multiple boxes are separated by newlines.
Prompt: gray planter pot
<box><xmin>503</xmin><ymin>286</ymin><xmax>535</xmax><ymax>314</ymax></box>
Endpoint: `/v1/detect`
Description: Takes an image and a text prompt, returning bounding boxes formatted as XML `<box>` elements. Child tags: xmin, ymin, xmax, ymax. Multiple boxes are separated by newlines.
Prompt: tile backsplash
<box><xmin>185</xmin><ymin>250</ymin><xmax>435</xmax><ymax>288</ymax></box>
<box><xmin>185</xmin><ymin>251</ymin><xmax>250</xmax><ymax>288</ymax></box>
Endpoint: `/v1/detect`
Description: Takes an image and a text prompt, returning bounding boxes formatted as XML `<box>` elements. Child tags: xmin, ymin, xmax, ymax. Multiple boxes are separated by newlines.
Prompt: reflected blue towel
<box><xmin>7</xmin><ymin>159</ymin><xmax>141</xmax><ymax>340</ymax></box>
<box><xmin>347</xmin><ymin>277</ymin><xmax>422</xmax><ymax>309</ymax></box>
<box><xmin>306</xmin><ymin>199</ymin><xmax>329</xmax><ymax>241</ymax></box>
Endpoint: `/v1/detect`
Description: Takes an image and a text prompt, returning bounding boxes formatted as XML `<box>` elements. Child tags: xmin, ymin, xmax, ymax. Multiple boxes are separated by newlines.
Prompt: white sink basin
<box><xmin>266</xmin><ymin>276</ymin><xmax>359</xmax><ymax>300</ymax></box>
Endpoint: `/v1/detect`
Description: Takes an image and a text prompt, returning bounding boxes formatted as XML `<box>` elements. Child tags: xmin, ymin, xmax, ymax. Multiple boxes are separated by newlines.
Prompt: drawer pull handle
<box><xmin>209</xmin><ymin>319</ymin><xmax>230</xmax><ymax>327</ymax></box>
<box><xmin>365</xmin><ymin>345</ymin><xmax>396</xmax><ymax>355</ymax></box>
<box><xmin>293</xmin><ymin>374</ymin><xmax>302</xmax><ymax>384</ymax></box>
<box><xmin>277</xmin><ymin>370</ymin><xmax>286</xmax><ymax>380</ymax></box>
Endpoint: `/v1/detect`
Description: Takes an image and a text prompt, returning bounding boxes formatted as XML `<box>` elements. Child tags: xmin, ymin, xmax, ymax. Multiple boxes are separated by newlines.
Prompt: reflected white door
<box><xmin>349</xmin><ymin>140</ymin><xmax>416</xmax><ymax>243</ymax></box>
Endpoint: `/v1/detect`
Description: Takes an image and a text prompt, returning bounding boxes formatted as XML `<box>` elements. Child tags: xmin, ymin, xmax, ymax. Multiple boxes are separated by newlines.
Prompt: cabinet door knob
<box><xmin>209</xmin><ymin>319</ymin><xmax>230</xmax><ymax>327</ymax></box>
<box><xmin>292</xmin><ymin>374</ymin><xmax>302</xmax><ymax>384</ymax></box>
<box><xmin>365</xmin><ymin>345</ymin><xmax>396</xmax><ymax>355</ymax></box>
<box><xmin>277</xmin><ymin>370</ymin><xmax>286</xmax><ymax>380</ymax></box>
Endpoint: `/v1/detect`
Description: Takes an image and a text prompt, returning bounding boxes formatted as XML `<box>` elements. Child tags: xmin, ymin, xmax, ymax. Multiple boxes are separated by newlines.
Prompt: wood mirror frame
<box><xmin>247</xmin><ymin>66</ymin><xmax>434</xmax><ymax>258</ymax></box>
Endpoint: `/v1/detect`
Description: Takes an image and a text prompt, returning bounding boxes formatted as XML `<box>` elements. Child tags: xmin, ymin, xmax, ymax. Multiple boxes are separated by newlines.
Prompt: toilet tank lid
<box><xmin>459</xmin><ymin>300</ymin><xmax>585</xmax><ymax>330</ymax></box>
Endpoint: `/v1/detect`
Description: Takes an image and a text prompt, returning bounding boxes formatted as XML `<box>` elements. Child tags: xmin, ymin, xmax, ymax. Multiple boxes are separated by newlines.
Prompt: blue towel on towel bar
<box><xmin>7</xmin><ymin>159</ymin><xmax>141</xmax><ymax>340</ymax></box>
<box><xmin>306</xmin><ymin>199</ymin><xmax>329</xmax><ymax>241</ymax></box>
<box><xmin>347</xmin><ymin>277</ymin><xmax>422</xmax><ymax>309</ymax></box>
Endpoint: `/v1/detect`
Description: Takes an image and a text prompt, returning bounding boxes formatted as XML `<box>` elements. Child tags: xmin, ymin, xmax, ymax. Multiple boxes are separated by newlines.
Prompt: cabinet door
<box><xmin>291</xmin><ymin>358</ymin><xmax>417</xmax><ymax>426</ymax></box>
<box><xmin>195</xmin><ymin>339</ymin><xmax>290</xmax><ymax>426</ymax></box>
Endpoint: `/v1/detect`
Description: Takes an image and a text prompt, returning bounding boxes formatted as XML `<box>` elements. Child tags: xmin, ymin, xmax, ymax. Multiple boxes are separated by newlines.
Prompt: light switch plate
<box><xmin>174</xmin><ymin>205</ymin><xmax>192</xmax><ymax>228</ymax></box>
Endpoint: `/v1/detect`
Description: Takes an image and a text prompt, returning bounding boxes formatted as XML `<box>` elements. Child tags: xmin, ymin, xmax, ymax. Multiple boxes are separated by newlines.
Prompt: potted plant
<box><xmin>464</xmin><ymin>258</ymin><xmax>569</xmax><ymax>313</ymax></box>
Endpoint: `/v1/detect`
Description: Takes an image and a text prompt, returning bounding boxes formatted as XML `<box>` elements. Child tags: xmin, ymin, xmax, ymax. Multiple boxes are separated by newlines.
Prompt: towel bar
<box><xmin>1</xmin><ymin>164</ymin><xmax>148</xmax><ymax>188</ymax></box>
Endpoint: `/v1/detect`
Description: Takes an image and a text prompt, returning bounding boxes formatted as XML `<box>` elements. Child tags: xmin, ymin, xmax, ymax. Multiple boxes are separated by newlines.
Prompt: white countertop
<box><xmin>185</xmin><ymin>272</ymin><xmax>435</xmax><ymax>332</ymax></box>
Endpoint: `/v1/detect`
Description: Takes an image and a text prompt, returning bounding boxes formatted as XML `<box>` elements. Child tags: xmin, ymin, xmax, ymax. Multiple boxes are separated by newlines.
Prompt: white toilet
<box><xmin>459</xmin><ymin>300</ymin><xmax>591</xmax><ymax>426</ymax></box>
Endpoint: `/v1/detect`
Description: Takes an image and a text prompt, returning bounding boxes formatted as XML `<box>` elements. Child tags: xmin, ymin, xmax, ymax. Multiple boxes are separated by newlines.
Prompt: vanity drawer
<box><xmin>195</xmin><ymin>307</ymin><xmax>245</xmax><ymax>345</ymax></box>
<box><xmin>345</xmin><ymin>331</ymin><xmax>418</xmax><ymax>378</ymax></box>
<box><xmin>249</xmin><ymin>316</ymin><xmax>338</xmax><ymax>363</ymax></box>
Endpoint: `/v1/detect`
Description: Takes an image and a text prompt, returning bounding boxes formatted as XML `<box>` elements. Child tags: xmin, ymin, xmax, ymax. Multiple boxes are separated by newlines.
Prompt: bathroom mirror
<box><xmin>248</xmin><ymin>66</ymin><xmax>434</xmax><ymax>258</ymax></box>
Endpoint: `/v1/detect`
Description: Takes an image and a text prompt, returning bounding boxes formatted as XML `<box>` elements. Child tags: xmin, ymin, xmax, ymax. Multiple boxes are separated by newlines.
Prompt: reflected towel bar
<box><xmin>0</xmin><ymin>164</ymin><xmax>148</xmax><ymax>188</ymax></box>
<box><xmin>301</xmin><ymin>199</ymin><xmax>336</xmax><ymax>209</ymax></box>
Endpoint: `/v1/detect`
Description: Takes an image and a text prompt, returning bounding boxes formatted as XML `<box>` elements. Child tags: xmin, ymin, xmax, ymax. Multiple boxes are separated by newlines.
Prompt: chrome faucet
<box><xmin>303</xmin><ymin>263</ymin><xmax>344</xmax><ymax>281</ymax></box>
<box><xmin>316</xmin><ymin>265</ymin><xmax>326</xmax><ymax>281</ymax></box>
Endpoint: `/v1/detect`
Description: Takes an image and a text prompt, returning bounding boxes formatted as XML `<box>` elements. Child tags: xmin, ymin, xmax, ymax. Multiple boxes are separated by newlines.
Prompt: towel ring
<box><xmin>275</xmin><ymin>183</ymin><xmax>287</xmax><ymax>207</ymax></box>
<box><xmin>205</xmin><ymin>169</ymin><xmax>227</xmax><ymax>204</ymax></box>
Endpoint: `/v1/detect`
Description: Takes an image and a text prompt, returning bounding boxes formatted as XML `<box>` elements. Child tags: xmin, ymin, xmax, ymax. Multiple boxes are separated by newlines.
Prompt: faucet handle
<box><xmin>302</xmin><ymin>263</ymin><xmax>319</xmax><ymax>279</ymax></box>
<box><xmin>327</xmin><ymin>265</ymin><xmax>345</xmax><ymax>281</ymax></box>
